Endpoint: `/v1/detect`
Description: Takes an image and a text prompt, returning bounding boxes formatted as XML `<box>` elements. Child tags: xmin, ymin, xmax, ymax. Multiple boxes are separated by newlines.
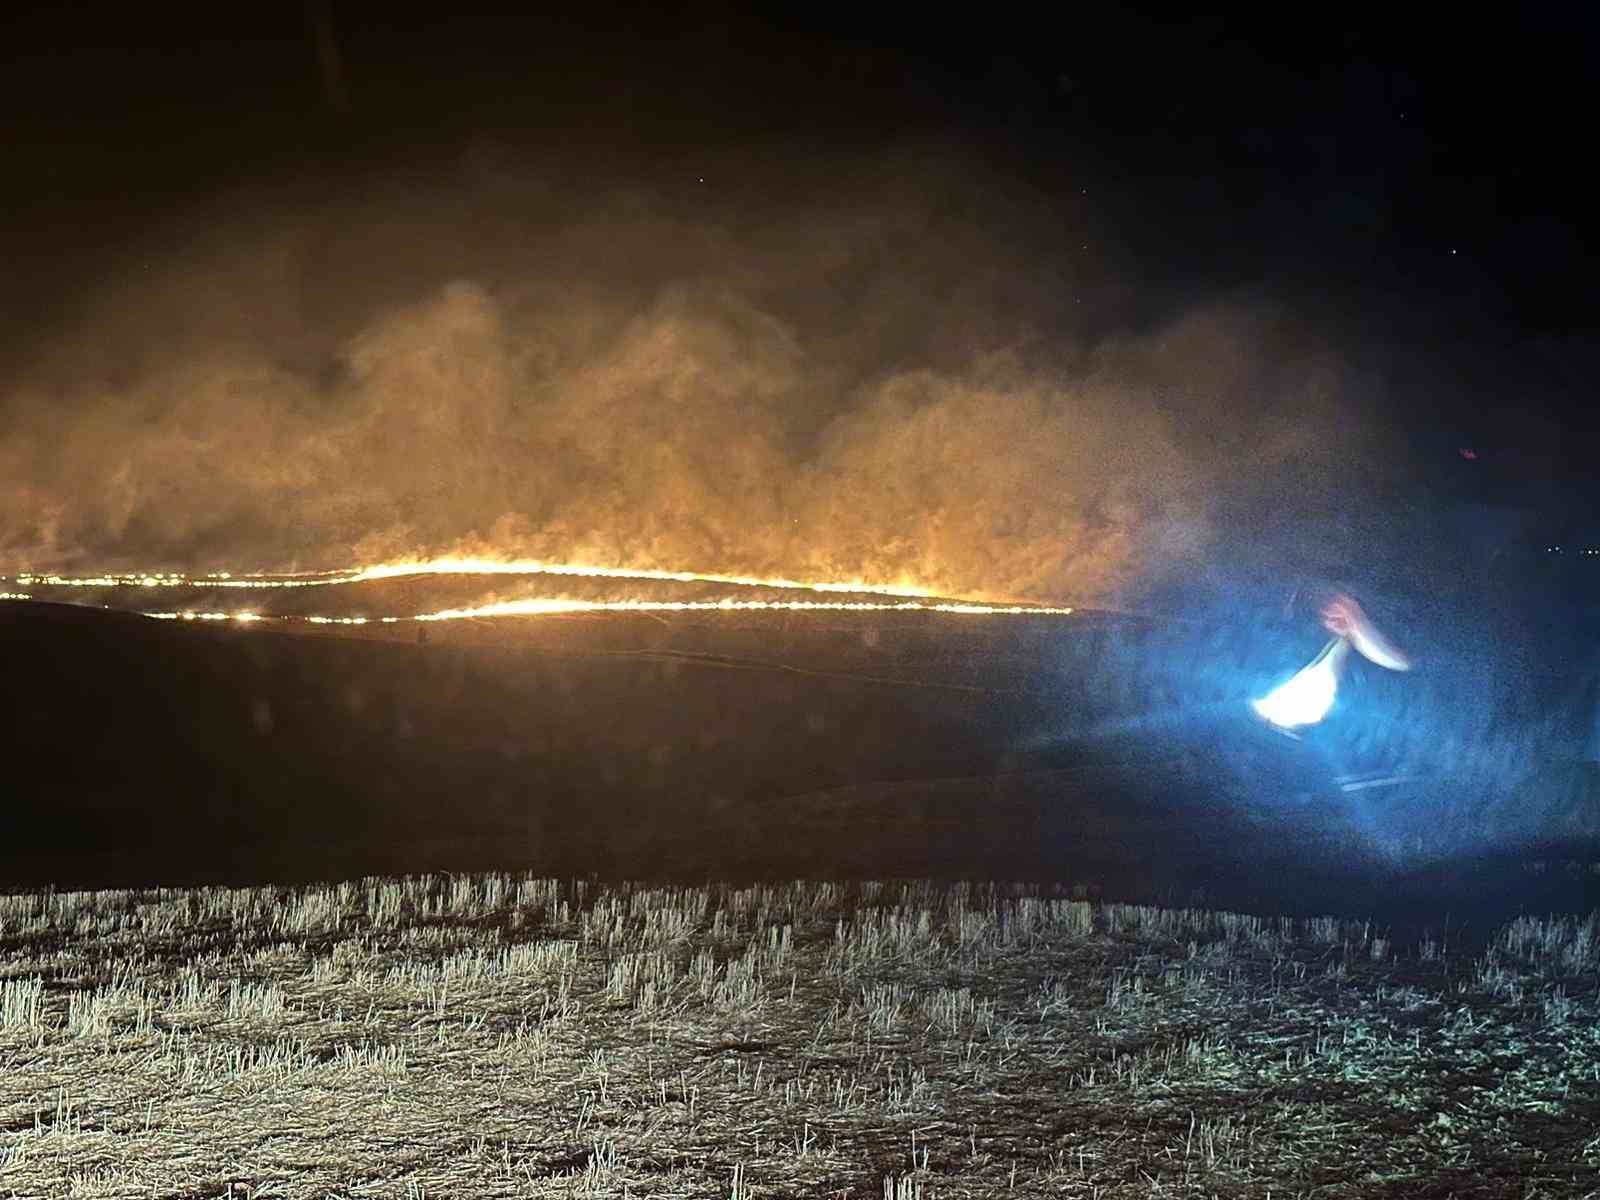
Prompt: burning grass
<box><xmin>3</xmin><ymin>561</ymin><xmax>1073</xmax><ymax>628</ymax></box>
<box><xmin>1</xmin><ymin>876</ymin><xmax>1598</xmax><ymax>1197</ymax></box>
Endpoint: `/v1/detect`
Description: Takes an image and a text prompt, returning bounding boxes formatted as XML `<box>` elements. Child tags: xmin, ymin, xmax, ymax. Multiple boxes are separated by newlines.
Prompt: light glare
<box><xmin>1251</xmin><ymin>640</ymin><xmax>1348</xmax><ymax>730</ymax></box>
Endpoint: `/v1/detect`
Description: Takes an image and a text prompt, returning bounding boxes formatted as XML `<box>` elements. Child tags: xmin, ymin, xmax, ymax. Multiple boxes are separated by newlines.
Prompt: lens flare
<box><xmin>1251</xmin><ymin>639</ymin><xmax>1350</xmax><ymax>731</ymax></box>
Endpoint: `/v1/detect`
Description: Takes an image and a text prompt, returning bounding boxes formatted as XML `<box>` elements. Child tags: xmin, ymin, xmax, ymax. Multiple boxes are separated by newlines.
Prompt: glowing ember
<box><xmin>130</xmin><ymin>597</ymin><xmax>1070</xmax><ymax>625</ymax></box>
<box><xmin>143</xmin><ymin>611</ymin><xmax>263</xmax><ymax>623</ymax></box>
<box><xmin>10</xmin><ymin>558</ymin><xmax>938</xmax><ymax>598</ymax></box>
<box><xmin>348</xmin><ymin>557</ymin><xmax>937</xmax><ymax>598</ymax></box>
<box><xmin>2</xmin><ymin>553</ymin><xmax>1083</xmax><ymax>634</ymax></box>
<box><xmin>7</xmin><ymin>557</ymin><xmax>1074</xmax><ymax>625</ymax></box>
<box><xmin>414</xmin><ymin>598</ymin><xmax>1072</xmax><ymax>621</ymax></box>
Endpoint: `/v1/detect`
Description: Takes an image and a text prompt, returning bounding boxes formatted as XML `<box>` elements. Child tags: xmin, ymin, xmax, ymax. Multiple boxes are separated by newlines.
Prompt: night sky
<box><xmin>1</xmin><ymin>3</ymin><xmax>1595</xmax><ymax>580</ymax></box>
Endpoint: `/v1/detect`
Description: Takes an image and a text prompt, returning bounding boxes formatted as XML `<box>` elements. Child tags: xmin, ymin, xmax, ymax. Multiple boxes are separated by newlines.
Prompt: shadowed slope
<box><xmin>3</xmin><ymin>599</ymin><xmax>1597</xmax><ymax>939</ymax></box>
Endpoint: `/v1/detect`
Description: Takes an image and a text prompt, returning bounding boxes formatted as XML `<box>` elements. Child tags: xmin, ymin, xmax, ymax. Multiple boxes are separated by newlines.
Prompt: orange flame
<box><xmin>14</xmin><ymin>557</ymin><xmax>938</xmax><ymax>597</ymax></box>
<box><xmin>9</xmin><ymin>556</ymin><xmax>1076</xmax><ymax>624</ymax></box>
<box><xmin>349</xmin><ymin>557</ymin><xmax>938</xmax><ymax>598</ymax></box>
<box><xmin>413</xmin><ymin>597</ymin><xmax>1071</xmax><ymax>621</ymax></box>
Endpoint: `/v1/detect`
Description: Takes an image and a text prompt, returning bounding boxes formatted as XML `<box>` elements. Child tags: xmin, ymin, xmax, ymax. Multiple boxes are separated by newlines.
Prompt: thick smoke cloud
<box><xmin>0</xmin><ymin>150</ymin><xmax>1406</xmax><ymax>605</ymax></box>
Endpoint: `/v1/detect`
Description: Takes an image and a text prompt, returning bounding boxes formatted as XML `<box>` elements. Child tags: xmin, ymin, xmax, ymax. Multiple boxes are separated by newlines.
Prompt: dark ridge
<box><xmin>3</xmin><ymin>598</ymin><xmax>1597</xmax><ymax>948</ymax></box>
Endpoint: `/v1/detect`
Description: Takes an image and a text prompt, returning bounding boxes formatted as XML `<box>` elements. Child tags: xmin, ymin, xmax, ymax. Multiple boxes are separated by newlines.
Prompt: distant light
<box><xmin>1458</xmin><ymin>448</ymin><xmax>1477</xmax><ymax>460</ymax></box>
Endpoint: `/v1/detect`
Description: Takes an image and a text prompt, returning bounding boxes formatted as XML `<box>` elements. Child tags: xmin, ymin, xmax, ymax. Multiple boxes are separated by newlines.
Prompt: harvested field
<box><xmin>3</xmin><ymin>874</ymin><xmax>1598</xmax><ymax>1198</ymax></box>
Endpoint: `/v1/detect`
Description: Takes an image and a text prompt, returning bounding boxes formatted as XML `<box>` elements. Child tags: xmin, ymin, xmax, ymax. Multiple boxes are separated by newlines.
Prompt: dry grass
<box><xmin>1</xmin><ymin>875</ymin><xmax>1598</xmax><ymax>1197</ymax></box>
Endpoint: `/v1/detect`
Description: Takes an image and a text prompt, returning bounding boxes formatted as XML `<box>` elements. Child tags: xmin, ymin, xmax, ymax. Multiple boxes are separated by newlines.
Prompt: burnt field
<box><xmin>4</xmin><ymin>591</ymin><xmax>1599</xmax><ymax>942</ymax></box>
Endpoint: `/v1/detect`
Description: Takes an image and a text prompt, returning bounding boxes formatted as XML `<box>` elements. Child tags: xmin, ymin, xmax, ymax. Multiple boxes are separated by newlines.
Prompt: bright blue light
<box><xmin>1252</xmin><ymin>640</ymin><xmax>1348</xmax><ymax>731</ymax></box>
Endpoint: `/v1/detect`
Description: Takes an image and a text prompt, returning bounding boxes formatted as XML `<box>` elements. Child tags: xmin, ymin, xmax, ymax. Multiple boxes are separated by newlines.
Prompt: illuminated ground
<box><xmin>2</xmin><ymin>876</ymin><xmax>1598</xmax><ymax>1198</ymax></box>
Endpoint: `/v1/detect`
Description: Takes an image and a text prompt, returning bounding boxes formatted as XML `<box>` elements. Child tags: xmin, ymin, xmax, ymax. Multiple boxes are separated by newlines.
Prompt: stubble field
<box><xmin>3</xmin><ymin>874</ymin><xmax>1599</xmax><ymax>1198</ymax></box>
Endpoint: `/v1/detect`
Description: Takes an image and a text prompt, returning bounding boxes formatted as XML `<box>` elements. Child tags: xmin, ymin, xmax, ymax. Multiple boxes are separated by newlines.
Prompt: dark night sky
<box><xmin>1</xmin><ymin>3</ymin><xmax>1596</xmax><ymax>556</ymax></box>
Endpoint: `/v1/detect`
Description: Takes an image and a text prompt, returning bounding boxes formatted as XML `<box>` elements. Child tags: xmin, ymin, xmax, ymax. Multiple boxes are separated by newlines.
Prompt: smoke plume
<box><xmin>0</xmin><ymin>149</ymin><xmax>1406</xmax><ymax>605</ymax></box>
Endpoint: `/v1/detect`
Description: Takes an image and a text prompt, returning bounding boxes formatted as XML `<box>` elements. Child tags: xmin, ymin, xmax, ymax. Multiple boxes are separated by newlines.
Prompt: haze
<box><xmin>1</xmin><ymin>146</ymin><xmax>1434</xmax><ymax>606</ymax></box>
